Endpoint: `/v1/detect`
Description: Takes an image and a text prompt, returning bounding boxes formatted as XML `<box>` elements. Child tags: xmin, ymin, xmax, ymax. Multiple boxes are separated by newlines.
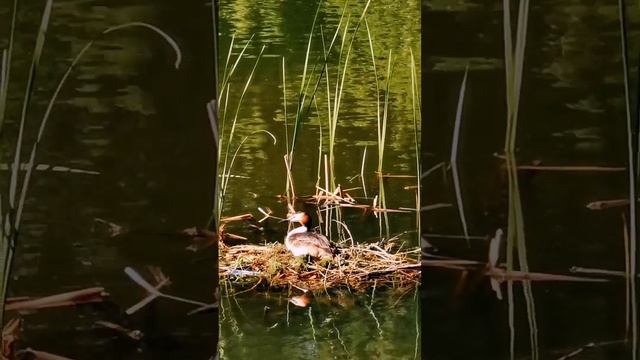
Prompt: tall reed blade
<box><xmin>103</xmin><ymin>23</ymin><xmax>181</xmax><ymax>68</ymax></box>
<box><xmin>217</xmin><ymin>45</ymin><xmax>266</xmax><ymax>223</ymax></box>
<box><xmin>618</xmin><ymin>0</ymin><xmax>638</xmax><ymax>357</ymax></box>
<box><xmin>361</xmin><ymin>146</ymin><xmax>368</xmax><ymax>198</ymax></box>
<box><xmin>289</xmin><ymin>0</ymin><xmax>323</xmax><ymax>160</ymax></box>
<box><xmin>207</xmin><ymin>100</ymin><xmax>219</xmax><ymax>229</ymax></box>
<box><xmin>0</xmin><ymin>0</ymin><xmax>19</xmax><ymax>136</ymax></box>
<box><xmin>503</xmin><ymin>0</ymin><xmax>514</xmax><ymax>151</ymax></box>
<box><xmin>282</xmin><ymin>57</ymin><xmax>289</xmax><ymax>157</ymax></box>
<box><xmin>207</xmin><ymin>100</ymin><xmax>219</xmax><ymax>151</ymax></box>
<box><xmin>9</xmin><ymin>0</ymin><xmax>53</xmax><ymax>212</ymax></box>
<box><xmin>218</xmin><ymin>34</ymin><xmax>254</xmax><ymax>105</ymax></box>
<box><xmin>624</xmin><ymin>214</ymin><xmax>632</xmax><ymax>341</ymax></box>
<box><xmin>509</xmin><ymin>0</ymin><xmax>529</xmax><ymax>151</ymax></box>
<box><xmin>365</xmin><ymin>18</ymin><xmax>380</xmax><ymax>168</ymax></box>
<box><xmin>503</xmin><ymin>1</ymin><xmax>517</xmax><ymax>358</ymax></box>
<box><xmin>0</xmin><ymin>49</ymin><xmax>8</xmax><ymax>134</ymax></box>
<box><xmin>503</xmin><ymin>1</ymin><xmax>537</xmax><ymax>359</ymax></box>
<box><xmin>410</xmin><ymin>49</ymin><xmax>421</xmax><ymax>245</ymax></box>
<box><xmin>0</xmin><ymin>194</ymin><xmax>8</xmax><ymax>325</ymax></box>
<box><xmin>451</xmin><ymin>65</ymin><xmax>469</xmax><ymax>244</ymax></box>
<box><xmin>211</xmin><ymin>0</ymin><xmax>219</xmax><ymax>97</ymax></box>
<box><xmin>2</xmin><ymin>1</ymin><xmax>53</xmax><ymax>326</ymax></box>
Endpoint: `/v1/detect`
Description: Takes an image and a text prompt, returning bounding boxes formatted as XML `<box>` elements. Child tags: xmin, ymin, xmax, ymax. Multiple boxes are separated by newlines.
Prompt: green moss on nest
<box><xmin>267</xmin><ymin>257</ymin><xmax>284</xmax><ymax>278</ymax></box>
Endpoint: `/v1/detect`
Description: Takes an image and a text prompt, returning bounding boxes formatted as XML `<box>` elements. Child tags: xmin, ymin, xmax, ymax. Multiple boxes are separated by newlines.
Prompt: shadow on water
<box><xmin>0</xmin><ymin>0</ymin><xmax>217</xmax><ymax>358</ymax></box>
<box><xmin>423</xmin><ymin>1</ymin><xmax>639</xmax><ymax>359</ymax></box>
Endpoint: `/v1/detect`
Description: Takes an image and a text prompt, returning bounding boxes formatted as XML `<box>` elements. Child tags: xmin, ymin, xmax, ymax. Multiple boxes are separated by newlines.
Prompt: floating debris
<box><xmin>187</xmin><ymin>286</ymin><xmax>219</xmax><ymax>316</ymax></box>
<box><xmin>147</xmin><ymin>266</ymin><xmax>171</xmax><ymax>287</ymax></box>
<box><xmin>555</xmin><ymin>339</ymin><xmax>625</xmax><ymax>360</ymax></box>
<box><xmin>183</xmin><ymin>227</ymin><xmax>217</xmax><ymax>252</ymax></box>
<box><xmin>221</xmin><ymin>213</ymin><xmax>254</xmax><ymax>223</ymax></box>
<box><xmin>375</xmin><ymin>172</ymin><xmax>416</xmax><ymax>179</ymax></box>
<box><xmin>187</xmin><ymin>301</ymin><xmax>218</xmax><ymax>316</ymax></box>
<box><xmin>585</xmin><ymin>198</ymin><xmax>637</xmax><ymax>210</ymax></box>
<box><xmin>95</xmin><ymin>321</ymin><xmax>143</xmax><ymax>341</ymax></box>
<box><xmin>93</xmin><ymin>218</ymin><xmax>126</xmax><ymax>237</ymax></box>
<box><xmin>124</xmin><ymin>267</ymin><xmax>213</xmax><ymax>314</ymax></box>
<box><xmin>0</xmin><ymin>163</ymin><xmax>99</xmax><ymax>175</ymax></box>
<box><xmin>123</xmin><ymin>266</ymin><xmax>173</xmax><ymax>315</ymax></box>
<box><xmin>516</xmin><ymin>165</ymin><xmax>624</xmax><ymax>172</ymax></box>
<box><xmin>570</xmin><ymin>266</ymin><xmax>639</xmax><ymax>278</ymax></box>
<box><xmin>493</xmin><ymin>154</ymin><xmax>624</xmax><ymax>172</ymax></box>
<box><xmin>487</xmin><ymin>229</ymin><xmax>503</xmax><ymax>300</ymax></box>
<box><xmin>420</xmin><ymin>203</ymin><xmax>452</xmax><ymax>212</ymax></box>
<box><xmin>423</xmin><ymin>253</ymin><xmax>608</xmax><ymax>283</ymax></box>
<box><xmin>15</xmin><ymin>348</ymin><xmax>75</xmax><ymax>360</ymax></box>
<box><xmin>5</xmin><ymin>287</ymin><xmax>107</xmax><ymax>312</ymax></box>
<box><xmin>2</xmin><ymin>318</ymin><xmax>20</xmax><ymax>359</ymax></box>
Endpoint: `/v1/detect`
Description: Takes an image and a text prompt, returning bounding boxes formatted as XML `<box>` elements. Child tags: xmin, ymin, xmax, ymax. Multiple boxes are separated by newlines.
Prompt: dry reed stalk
<box><xmin>556</xmin><ymin>340</ymin><xmax>626</xmax><ymax>360</ymax></box>
<box><xmin>586</xmin><ymin>199</ymin><xmax>635</xmax><ymax>210</ymax></box>
<box><xmin>16</xmin><ymin>349</ymin><xmax>75</xmax><ymax>360</ymax></box>
<box><xmin>284</xmin><ymin>155</ymin><xmax>296</xmax><ymax>209</ymax></box>
<box><xmin>2</xmin><ymin>318</ymin><xmax>20</xmax><ymax>359</ymax></box>
<box><xmin>375</xmin><ymin>172</ymin><xmax>416</xmax><ymax>179</ymax></box>
<box><xmin>5</xmin><ymin>287</ymin><xmax>106</xmax><ymax>311</ymax></box>
<box><xmin>421</xmin><ymin>203</ymin><xmax>452</xmax><ymax>212</ymax></box>
<box><xmin>95</xmin><ymin>321</ymin><xmax>143</xmax><ymax>340</ymax></box>
<box><xmin>515</xmin><ymin>165</ymin><xmax>625</xmax><ymax>172</ymax></box>
<box><xmin>220</xmin><ymin>214</ymin><xmax>254</xmax><ymax>223</ymax></box>
<box><xmin>423</xmin><ymin>233</ymin><xmax>487</xmax><ymax>240</ymax></box>
<box><xmin>423</xmin><ymin>258</ymin><xmax>608</xmax><ymax>283</ymax></box>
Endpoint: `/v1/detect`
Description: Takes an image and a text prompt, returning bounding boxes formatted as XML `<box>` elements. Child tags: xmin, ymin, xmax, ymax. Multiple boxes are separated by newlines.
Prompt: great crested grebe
<box><xmin>285</xmin><ymin>212</ymin><xmax>334</xmax><ymax>259</ymax></box>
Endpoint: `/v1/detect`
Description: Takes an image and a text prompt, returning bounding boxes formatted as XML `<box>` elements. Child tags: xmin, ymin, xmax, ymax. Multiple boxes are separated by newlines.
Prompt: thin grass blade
<box><xmin>618</xmin><ymin>0</ymin><xmax>638</xmax><ymax>356</ymax></box>
<box><xmin>451</xmin><ymin>65</ymin><xmax>470</xmax><ymax>243</ymax></box>
<box><xmin>9</xmin><ymin>0</ymin><xmax>53</xmax><ymax>211</ymax></box>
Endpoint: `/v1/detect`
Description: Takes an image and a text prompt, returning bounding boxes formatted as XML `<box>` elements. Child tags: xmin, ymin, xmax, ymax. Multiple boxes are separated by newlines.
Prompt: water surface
<box><xmin>0</xmin><ymin>1</ymin><xmax>217</xmax><ymax>358</ymax></box>
<box><xmin>423</xmin><ymin>1</ymin><xmax>639</xmax><ymax>359</ymax></box>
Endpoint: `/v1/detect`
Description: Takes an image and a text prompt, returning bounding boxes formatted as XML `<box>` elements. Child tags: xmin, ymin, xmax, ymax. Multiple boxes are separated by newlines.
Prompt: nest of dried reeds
<box><xmin>219</xmin><ymin>241</ymin><xmax>420</xmax><ymax>292</ymax></box>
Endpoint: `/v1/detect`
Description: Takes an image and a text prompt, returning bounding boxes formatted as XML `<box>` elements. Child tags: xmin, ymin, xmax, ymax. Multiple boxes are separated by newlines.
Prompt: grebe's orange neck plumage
<box><xmin>289</xmin><ymin>211</ymin><xmax>313</xmax><ymax>230</ymax></box>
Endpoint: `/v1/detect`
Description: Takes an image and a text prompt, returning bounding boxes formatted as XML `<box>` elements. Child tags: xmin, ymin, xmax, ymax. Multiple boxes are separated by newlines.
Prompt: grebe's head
<box><xmin>288</xmin><ymin>212</ymin><xmax>312</xmax><ymax>229</ymax></box>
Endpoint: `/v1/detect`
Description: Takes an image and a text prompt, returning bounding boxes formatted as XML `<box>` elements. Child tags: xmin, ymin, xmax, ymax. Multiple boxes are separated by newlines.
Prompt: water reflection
<box><xmin>219</xmin><ymin>290</ymin><xmax>419</xmax><ymax>360</ymax></box>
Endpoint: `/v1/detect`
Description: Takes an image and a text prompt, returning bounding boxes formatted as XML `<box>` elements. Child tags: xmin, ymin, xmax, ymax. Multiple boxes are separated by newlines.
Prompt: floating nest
<box><xmin>219</xmin><ymin>241</ymin><xmax>421</xmax><ymax>292</ymax></box>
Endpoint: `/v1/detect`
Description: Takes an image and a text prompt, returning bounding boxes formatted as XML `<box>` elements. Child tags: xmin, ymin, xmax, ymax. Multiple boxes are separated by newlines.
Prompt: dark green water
<box><xmin>217</xmin><ymin>0</ymin><xmax>421</xmax><ymax>359</ymax></box>
<box><xmin>0</xmin><ymin>1</ymin><xmax>217</xmax><ymax>359</ymax></box>
<box><xmin>423</xmin><ymin>1</ymin><xmax>640</xmax><ymax>359</ymax></box>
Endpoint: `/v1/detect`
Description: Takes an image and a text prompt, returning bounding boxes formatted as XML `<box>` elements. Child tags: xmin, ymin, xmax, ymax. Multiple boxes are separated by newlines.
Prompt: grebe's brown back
<box><xmin>285</xmin><ymin>212</ymin><xmax>333</xmax><ymax>259</ymax></box>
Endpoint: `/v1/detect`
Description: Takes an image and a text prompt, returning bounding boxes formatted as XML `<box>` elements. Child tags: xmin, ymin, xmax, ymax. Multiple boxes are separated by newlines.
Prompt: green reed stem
<box><xmin>503</xmin><ymin>1</ymin><xmax>537</xmax><ymax>359</ymax></box>
<box><xmin>218</xmin><ymin>45</ymin><xmax>266</xmax><ymax>221</ymax></box>
<box><xmin>0</xmin><ymin>0</ymin><xmax>19</xmax><ymax>136</ymax></box>
<box><xmin>451</xmin><ymin>65</ymin><xmax>469</xmax><ymax>245</ymax></box>
<box><xmin>618</xmin><ymin>0</ymin><xmax>638</xmax><ymax>357</ymax></box>
<box><xmin>410</xmin><ymin>49</ymin><xmax>421</xmax><ymax>245</ymax></box>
